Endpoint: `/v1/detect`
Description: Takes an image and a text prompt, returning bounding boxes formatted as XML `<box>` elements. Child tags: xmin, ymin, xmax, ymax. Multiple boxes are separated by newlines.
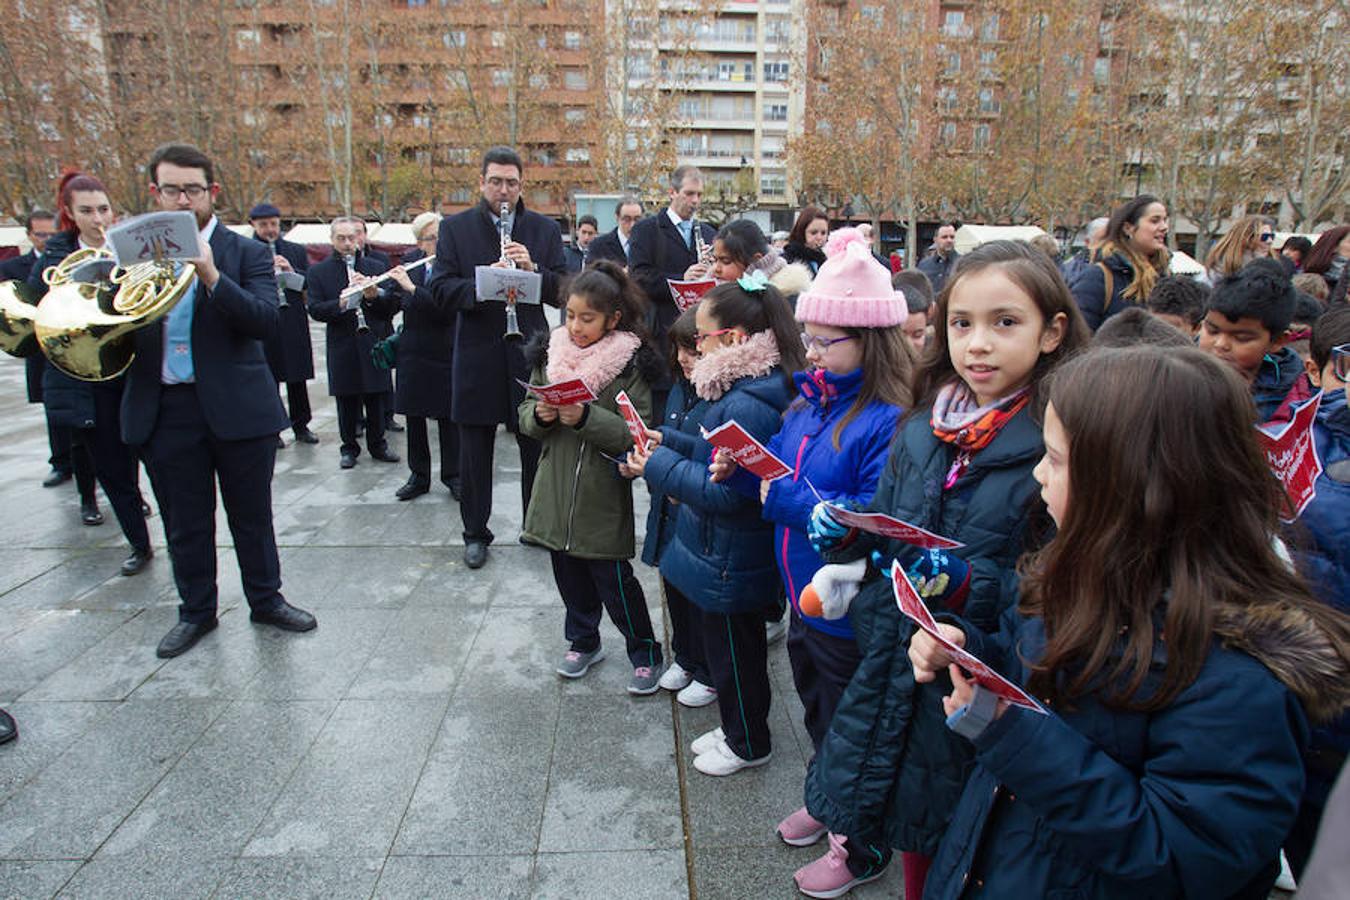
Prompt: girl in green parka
<box><xmin>519</xmin><ymin>261</ymin><xmax>669</xmax><ymax>696</ymax></box>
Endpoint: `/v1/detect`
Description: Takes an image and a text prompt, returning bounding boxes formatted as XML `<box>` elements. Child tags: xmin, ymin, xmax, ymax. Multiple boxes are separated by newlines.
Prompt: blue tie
<box><xmin>164</xmin><ymin>272</ymin><xmax>196</xmax><ymax>382</ymax></box>
<box><xmin>678</xmin><ymin>219</ymin><xmax>692</xmax><ymax>250</ymax></box>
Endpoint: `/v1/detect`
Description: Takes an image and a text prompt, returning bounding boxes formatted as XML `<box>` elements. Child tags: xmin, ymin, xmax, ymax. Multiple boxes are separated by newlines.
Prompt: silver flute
<box><xmin>500</xmin><ymin>202</ymin><xmax>523</xmax><ymax>341</ymax></box>
<box><xmin>267</xmin><ymin>239</ymin><xmax>289</xmax><ymax>309</ymax></box>
<box><xmin>343</xmin><ymin>253</ymin><xmax>369</xmax><ymax>333</ymax></box>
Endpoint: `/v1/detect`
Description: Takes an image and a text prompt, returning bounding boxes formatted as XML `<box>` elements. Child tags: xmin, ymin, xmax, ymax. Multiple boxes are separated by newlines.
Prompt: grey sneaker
<box><xmin>556</xmin><ymin>648</ymin><xmax>605</xmax><ymax>679</ymax></box>
<box><xmin>627</xmin><ymin>663</ymin><xmax>665</xmax><ymax>696</ymax></box>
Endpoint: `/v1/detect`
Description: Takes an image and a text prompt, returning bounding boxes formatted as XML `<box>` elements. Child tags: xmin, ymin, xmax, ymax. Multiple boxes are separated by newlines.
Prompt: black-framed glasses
<box><xmin>800</xmin><ymin>332</ymin><xmax>855</xmax><ymax>353</ymax></box>
<box><xmin>155</xmin><ymin>184</ymin><xmax>209</xmax><ymax>200</ymax></box>
<box><xmin>1334</xmin><ymin>343</ymin><xmax>1349</xmax><ymax>381</ymax></box>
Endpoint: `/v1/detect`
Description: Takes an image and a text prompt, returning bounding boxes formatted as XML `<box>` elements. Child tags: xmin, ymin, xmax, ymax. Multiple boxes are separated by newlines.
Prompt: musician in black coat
<box><xmin>582</xmin><ymin>196</ymin><xmax>644</xmax><ymax>268</ymax></box>
<box><xmin>306</xmin><ymin>217</ymin><xmax>401</xmax><ymax>468</ymax></box>
<box><xmin>425</xmin><ymin>145</ymin><xmax>567</xmax><ymax>569</ymax></box>
<box><xmin>249</xmin><ymin>204</ymin><xmax>318</xmax><ymax>445</ymax></box>
<box><xmin>121</xmin><ymin>143</ymin><xmax>316</xmax><ymax>659</ymax></box>
<box><xmin>627</xmin><ymin>166</ymin><xmax>715</xmax><ymax>410</ymax></box>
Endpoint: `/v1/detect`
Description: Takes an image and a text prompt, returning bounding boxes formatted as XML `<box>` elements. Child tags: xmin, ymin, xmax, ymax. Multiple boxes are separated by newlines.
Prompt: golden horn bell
<box><xmin>34</xmin><ymin>248</ymin><xmax>196</xmax><ymax>382</ymax></box>
<box><xmin>0</xmin><ymin>277</ymin><xmax>41</xmax><ymax>357</ymax></box>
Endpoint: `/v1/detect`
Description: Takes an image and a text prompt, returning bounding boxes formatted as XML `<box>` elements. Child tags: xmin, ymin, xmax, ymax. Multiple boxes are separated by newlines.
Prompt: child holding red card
<box><xmin>799</xmin><ymin>240</ymin><xmax>1089</xmax><ymax>898</ymax></box>
<box><xmin>909</xmin><ymin>345</ymin><xmax>1350</xmax><ymax>900</ymax></box>
<box><xmin>519</xmin><ymin>261</ymin><xmax>668</xmax><ymax>696</ymax></box>
<box><xmin>626</xmin><ymin>277</ymin><xmax>805</xmax><ymax>776</ymax></box>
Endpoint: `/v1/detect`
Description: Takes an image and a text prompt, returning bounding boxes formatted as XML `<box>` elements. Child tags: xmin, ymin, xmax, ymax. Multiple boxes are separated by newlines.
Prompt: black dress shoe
<box><xmin>396</xmin><ymin>479</ymin><xmax>430</xmax><ymax>501</ymax></box>
<box><xmin>385</xmin><ymin>418</ymin><xmax>405</xmax><ymax>432</ymax></box>
<box><xmin>120</xmin><ymin>547</ymin><xmax>153</xmax><ymax>576</ymax></box>
<box><xmin>250</xmin><ymin>601</ymin><xmax>318</xmax><ymax>632</ymax></box>
<box><xmin>370</xmin><ymin>448</ymin><xmax>400</xmax><ymax>463</ymax></box>
<box><xmin>81</xmin><ymin>501</ymin><xmax>104</xmax><ymax>526</ymax></box>
<box><xmin>0</xmin><ymin>709</ymin><xmax>16</xmax><ymax>745</ymax></box>
<box><xmin>464</xmin><ymin>541</ymin><xmax>488</xmax><ymax>569</ymax></box>
<box><xmin>293</xmin><ymin>426</ymin><xmax>319</xmax><ymax>444</ymax></box>
<box><xmin>340</xmin><ymin>452</ymin><xmax>357</xmax><ymax>469</ymax></box>
<box><xmin>443</xmin><ymin>477</ymin><xmax>462</xmax><ymax>501</ymax></box>
<box><xmin>156</xmin><ymin>618</ymin><xmax>218</xmax><ymax>659</ymax></box>
<box><xmin>42</xmin><ymin>468</ymin><xmax>71</xmax><ymax>488</ymax></box>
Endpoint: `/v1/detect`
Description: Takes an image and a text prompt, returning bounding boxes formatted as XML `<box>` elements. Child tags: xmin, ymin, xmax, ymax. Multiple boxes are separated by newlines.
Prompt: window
<box><xmin>978</xmin><ymin>88</ymin><xmax>999</xmax><ymax>114</ymax></box>
<box><xmin>235</xmin><ymin>28</ymin><xmax>260</xmax><ymax>49</ymax></box>
<box><xmin>939</xmin><ymin>86</ymin><xmax>958</xmax><ymax>112</ymax></box>
<box><xmin>940</xmin><ymin>122</ymin><xmax>957</xmax><ymax>144</ymax></box>
<box><xmin>980</xmin><ymin>13</ymin><xmax>999</xmax><ymax>41</ymax></box>
<box><xmin>530</xmin><ymin>73</ymin><xmax>550</xmax><ymax>89</ymax></box>
<box><xmin>763</xmin><ymin>61</ymin><xmax>789</xmax><ymax>82</ymax></box>
<box><xmin>565</xmin><ymin>108</ymin><xmax>587</xmax><ymax>125</ymax></box>
<box><xmin>564</xmin><ymin>70</ymin><xmax>588</xmax><ymax>91</ymax></box>
<box><xmin>766</xmin><ymin>103</ymin><xmax>788</xmax><ymax>121</ymax></box>
<box><xmin>944</xmin><ymin>51</ymin><xmax>961</xmax><ymax>76</ymax></box>
<box><xmin>760</xmin><ymin>174</ymin><xmax>786</xmax><ymax>197</ymax></box>
<box><xmin>973</xmin><ymin>124</ymin><xmax>990</xmax><ymax>150</ymax></box>
<box><xmin>679</xmin><ymin>97</ymin><xmax>702</xmax><ymax>118</ymax></box>
<box><xmin>565</xmin><ymin>147</ymin><xmax>591</xmax><ymax>163</ymax></box>
<box><xmin>492</xmin><ymin>69</ymin><xmax>512</xmax><ymax>86</ymax></box>
<box><xmin>445</xmin><ymin>70</ymin><xmax>468</xmax><ymax>89</ymax></box>
<box><xmin>491</xmin><ymin>31</ymin><xmax>505</xmax><ymax>47</ymax></box>
<box><xmin>942</xmin><ymin>11</ymin><xmax>968</xmax><ymax>38</ymax></box>
<box><xmin>443</xmin><ymin>30</ymin><xmax>466</xmax><ymax>48</ymax></box>
<box><xmin>979</xmin><ymin>49</ymin><xmax>997</xmax><ymax>79</ymax></box>
<box><xmin>449</xmin><ymin>188</ymin><xmax>473</xmax><ymax>204</ymax></box>
<box><xmin>860</xmin><ymin>5</ymin><xmax>882</xmax><ymax>23</ymax></box>
<box><xmin>446</xmin><ymin>147</ymin><xmax>473</xmax><ymax>164</ymax></box>
<box><xmin>564</xmin><ymin>30</ymin><xmax>581</xmax><ymax>49</ymax></box>
<box><xmin>1093</xmin><ymin>57</ymin><xmax>1110</xmax><ymax>84</ymax></box>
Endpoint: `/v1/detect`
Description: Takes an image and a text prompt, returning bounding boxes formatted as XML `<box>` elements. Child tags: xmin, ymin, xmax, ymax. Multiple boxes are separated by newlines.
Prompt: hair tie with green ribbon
<box><xmin>737</xmin><ymin>270</ymin><xmax>769</xmax><ymax>293</ymax></box>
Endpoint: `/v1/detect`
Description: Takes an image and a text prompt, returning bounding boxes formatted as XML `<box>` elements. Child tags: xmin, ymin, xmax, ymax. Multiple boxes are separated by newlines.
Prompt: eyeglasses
<box><xmin>1334</xmin><ymin>343</ymin><xmax>1349</xmax><ymax>381</ymax></box>
<box><xmin>1259</xmin><ymin>232</ymin><xmax>1275</xmax><ymax>242</ymax></box>
<box><xmin>800</xmin><ymin>332</ymin><xmax>855</xmax><ymax>353</ymax></box>
<box><xmin>695</xmin><ymin>327</ymin><xmax>738</xmax><ymax>345</ymax></box>
<box><xmin>155</xmin><ymin>184</ymin><xmax>209</xmax><ymax>200</ymax></box>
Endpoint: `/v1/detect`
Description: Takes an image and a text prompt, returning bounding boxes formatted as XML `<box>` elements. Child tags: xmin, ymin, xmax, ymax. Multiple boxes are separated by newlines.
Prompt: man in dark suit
<box><xmin>249</xmin><ymin>203</ymin><xmax>318</xmax><ymax>446</ymax></box>
<box><xmin>563</xmin><ymin>215</ymin><xmax>598</xmax><ymax>273</ymax></box>
<box><xmin>628</xmin><ymin>165</ymin><xmax>715</xmax><ymax>411</ymax></box>
<box><xmin>426</xmin><ymin>145</ymin><xmax>567</xmax><ymax>569</ymax></box>
<box><xmin>583</xmin><ymin>196</ymin><xmax>643</xmax><ymax>268</ymax></box>
<box><xmin>306</xmin><ymin>217</ymin><xmax>401</xmax><ymax>469</ymax></box>
<box><xmin>0</xmin><ymin>210</ymin><xmax>70</xmax><ymax>488</ymax></box>
<box><xmin>122</xmin><ymin>143</ymin><xmax>316</xmax><ymax>659</ymax></box>
<box><xmin>353</xmin><ymin>218</ymin><xmax>400</xmax><ymax>433</ymax></box>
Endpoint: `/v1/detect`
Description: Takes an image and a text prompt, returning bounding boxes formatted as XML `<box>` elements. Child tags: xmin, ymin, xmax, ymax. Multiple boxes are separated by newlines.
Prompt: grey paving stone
<box><xmin>346</xmin><ymin>605</ymin><xmax>486</xmax><ymax>699</ymax></box>
<box><xmin>97</xmin><ymin>700</ymin><xmax>334</xmax><ymax>859</ymax></box>
<box><xmin>0</xmin><ymin>610</ymin><xmax>138</xmax><ymax>701</ymax></box>
<box><xmin>243</xmin><ymin>698</ymin><xmax>443</xmax><ymax>858</ymax></box>
<box><xmin>378</xmin><ymin>496</ymin><xmax>462</xmax><ymax>547</ymax></box>
<box><xmin>55</xmin><ymin>855</ymin><xmax>232</xmax><ymax>900</ymax></box>
<box><xmin>531</xmin><ymin>849</ymin><xmax>687</xmax><ymax>899</ymax></box>
<box><xmin>0</xmin><ymin>549</ymin><xmax>76</xmax><ymax>596</ymax></box>
<box><xmin>0</xmin><ymin>858</ymin><xmax>81</xmax><ymax>899</ymax></box>
<box><xmin>213</xmin><ymin>856</ymin><xmax>383</xmax><ymax>900</ymax></box>
<box><xmin>0</xmin><ymin>701</ymin><xmax>117</xmax><ymax>803</ymax></box>
<box><xmin>19</xmin><ymin>611</ymin><xmax>175</xmax><ymax>701</ymax></box>
<box><xmin>236</xmin><ymin>608</ymin><xmax>393</xmax><ymax>701</ymax></box>
<box><xmin>374</xmin><ymin>855</ymin><xmax>532</xmax><ymax>900</ymax></box>
<box><xmin>0</xmin><ymin>552</ymin><xmax>125</xmax><ymax>613</ymax></box>
<box><xmin>0</xmin><ymin>699</ymin><xmax>227</xmax><ymax>859</ymax></box>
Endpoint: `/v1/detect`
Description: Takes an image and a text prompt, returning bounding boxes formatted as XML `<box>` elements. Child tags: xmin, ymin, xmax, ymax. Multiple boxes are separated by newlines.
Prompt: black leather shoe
<box><xmin>464</xmin><ymin>541</ymin><xmax>488</xmax><ymax>569</ymax></box>
<box><xmin>444</xmin><ymin>477</ymin><xmax>463</xmax><ymax>501</ymax></box>
<box><xmin>396</xmin><ymin>478</ymin><xmax>430</xmax><ymax>501</ymax></box>
<box><xmin>0</xmin><ymin>709</ymin><xmax>16</xmax><ymax>745</ymax></box>
<box><xmin>42</xmin><ymin>468</ymin><xmax>71</xmax><ymax>488</ymax></box>
<box><xmin>250</xmin><ymin>601</ymin><xmax>318</xmax><ymax>632</ymax></box>
<box><xmin>120</xmin><ymin>547</ymin><xmax>153</xmax><ymax>576</ymax></box>
<box><xmin>340</xmin><ymin>452</ymin><xmax>357</xmax><ymax>469</ymax></box>
<box><xmin>156</xmin><ymin>618</ymin><xmax>218</xmax><ymax>658</ymax></box>
<box><xmin>370</xmin><ymin>448</ymin><xmax>400</xmax><ymax>463</ymax></box>
<box><xmin>293</xmin><ymin>426</ymin><xmax>319</xmax><ymax>444</ymax></box>
<box><xmin>81</xmin><ymin>501</ymin><xmax>104</xmax><ymax>526</ymax></box>
<box><xmin>385</xmin><ymin>418</ymin><xmax>405</xmax><ymax>432</ymax></box>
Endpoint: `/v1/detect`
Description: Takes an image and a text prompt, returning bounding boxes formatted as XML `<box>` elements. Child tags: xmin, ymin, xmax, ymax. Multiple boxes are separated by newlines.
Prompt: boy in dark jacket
<box><xmin>1198</xmin><ymin>259</ymin><xmax>1301</xmax><ymax>422</ymax></box>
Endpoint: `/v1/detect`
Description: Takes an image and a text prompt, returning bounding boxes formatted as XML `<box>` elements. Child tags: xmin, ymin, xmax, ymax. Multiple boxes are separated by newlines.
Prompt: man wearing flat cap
<box><xmin>249</xmin><ymin>203</ymin><xmax>318</xmax><ymax>446</ymax></box>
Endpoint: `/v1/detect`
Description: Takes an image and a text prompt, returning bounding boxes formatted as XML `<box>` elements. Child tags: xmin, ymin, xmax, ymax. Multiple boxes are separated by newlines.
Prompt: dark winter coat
<box><xmin>916</xmin><ymin>249</ymin><xmax>960</xmax><ymax>296</ymax></box>
<box><xmin>424</xmin><ymin>199</ymin><xmax>567</xmax><ymax>428</ymax></box>
<box><xmin>1252</xmin><ymin>345</ymin><xmax>1304</xmax><ymax>423</ymax></box>
<box><xmin>1069</xmin><ymin>251</ymin><xmax>1137</xmax><ymax>331</ymax></box>
<box><xmin>306</xmin><ymin>250</ymin><xmax>399</xmax><ymax>397</ymax></box>
<box><xmin>257</xmin><ymin>235</ymin><xmax>315</xmax><ymax>383</ymax></box>
<box><xmin>804</xmin><ymin>403</ymin><xmax>1047</xmax><ymax>855</ymax></box>
<box><xmin>782</xmin><ymin>242</ymin><xmax>826</xmax><ymax>277</ymax></box>
<box><xmin>583</xmin><ymin>228</ymin><xmax>628</xmax><ymax>268</ymax></box>
<box><xmin>4</xmin><ymin>247</ymin><xmax>47</xmax><ymax>403</ymax></box>
<box><xmin>627</xmin><ymin>211</ymin><xmax>717</xmax><ymax>390</ymax></box>
<box><xmin>393</xmin><ymin>250</ymin><xmax>455</xmax><ymax>420</ymax></box>
<box><xmin>640</xmin><ymin>377</ymin><xmax>710</xmax><ymax>568</ymax></box>
<box><xmin>925</xmin><ymin>595</ymin><xmax>1350</xmax><ymax>900</ymax></box>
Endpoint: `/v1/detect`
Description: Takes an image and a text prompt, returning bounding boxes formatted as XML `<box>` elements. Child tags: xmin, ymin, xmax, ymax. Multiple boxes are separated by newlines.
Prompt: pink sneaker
<box><xmin>794</xmin><ymin>833</ymin><xmax>885</xmax><ymax>899</ymax></box>
<box><xmin>776</xmin><ymin>806</ymin><xmax>827</xmax><ymax>847</ymax></box>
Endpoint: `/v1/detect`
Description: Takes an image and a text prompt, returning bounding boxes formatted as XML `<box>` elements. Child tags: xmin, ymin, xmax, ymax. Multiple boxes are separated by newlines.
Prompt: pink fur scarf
<box><xmin>690</xmin><ymin>330</ymin><xmax>781</xmax><ymax>401</ymax></box>
<box><xmin>546</xmin><ymin>326</ymin><xmax>641</xmax><ymax>394</ymax></box>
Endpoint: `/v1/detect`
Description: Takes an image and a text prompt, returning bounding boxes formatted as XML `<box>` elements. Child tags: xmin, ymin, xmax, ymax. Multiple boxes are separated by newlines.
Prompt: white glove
<box><xmin>809</xmin><ymin>558</ymin><xmax>869</xmax><ymax>620</ymax></box>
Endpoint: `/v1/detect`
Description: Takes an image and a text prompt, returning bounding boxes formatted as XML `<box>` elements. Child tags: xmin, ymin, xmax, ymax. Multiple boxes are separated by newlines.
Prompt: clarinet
<box><xmin>267</xmin><ymin>239</ymin><xmax>290</xmax><ymax>309</ymax></box>
<box><xmin>344</xmin><ymin>253</ymin><xmax>369</xmax><ymax>333</ymax></box>
<box><xmin>691</xmin><ymin>217</ymin><xmax>713</xmax><ymax>267</ymax></box>
<box><xmin>500</xmin><ymin>202</ymin><xmax>523</xmax><ymax>341</ymax></box>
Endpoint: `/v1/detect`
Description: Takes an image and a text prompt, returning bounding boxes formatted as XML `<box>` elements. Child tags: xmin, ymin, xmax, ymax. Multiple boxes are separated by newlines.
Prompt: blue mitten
<box><xmin>808</xmin><ymin>500</ymin><xmax>860</xmax><ymax>556</ymax></box>
<box><xmin>905</xmin><ymin>548</ymin><xmax>972</xmax><ymax>612</ymax></box>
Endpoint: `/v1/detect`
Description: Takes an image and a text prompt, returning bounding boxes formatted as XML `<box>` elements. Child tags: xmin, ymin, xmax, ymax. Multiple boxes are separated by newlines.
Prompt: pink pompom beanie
<box><xmin>794</xmin><ymin>227</ymin><xmax>908</xmax><ymax>328</ymax></box>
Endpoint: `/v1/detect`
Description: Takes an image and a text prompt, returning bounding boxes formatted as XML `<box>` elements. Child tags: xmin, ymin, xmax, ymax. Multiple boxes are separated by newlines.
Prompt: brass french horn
<box><xmin>34</xmin><ymin>248</ymin><xmax>195</xmax><ymax>381</ymax></box>
<box><xmin>0</xmin><ymin>277</ymin><xmax>40</xmax><ymax>357</ymax></box>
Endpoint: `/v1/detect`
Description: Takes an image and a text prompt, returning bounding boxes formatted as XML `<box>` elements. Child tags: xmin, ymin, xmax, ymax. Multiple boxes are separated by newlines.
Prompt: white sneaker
<box><xmin>693</xmin><ymin>737</ymin><xmax>771</xmax><ymax>776</ymax></box>
<box><xmin>658</xmin><ymin>661</ymin><xmax>693</xmax><ymax>692</ymax></box>
<box><xmin>690</xmin><ymin>726</ymin><xmax>725</xmax><ymax>756</ymax></box>
<box><xmin>766</xmin><ymin>614</ymin><xmax>788</xmax><ymax>645</ymax></box>
<box><xmin>1275</xmin><ymin>850</ymin><xmax>1297</xmax><ymax>891</ymax></box>
<box><xmin>677</xmin><ymin>679</ymin><xmax>718</xmax><ymax>708</ymax></box>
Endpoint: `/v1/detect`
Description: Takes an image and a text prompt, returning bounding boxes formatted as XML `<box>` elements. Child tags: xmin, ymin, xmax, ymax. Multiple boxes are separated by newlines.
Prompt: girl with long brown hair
<box><xmin>911</xmin><ymin>344</ymin><xmax>1350</xmax><ymax>900</ymax></box>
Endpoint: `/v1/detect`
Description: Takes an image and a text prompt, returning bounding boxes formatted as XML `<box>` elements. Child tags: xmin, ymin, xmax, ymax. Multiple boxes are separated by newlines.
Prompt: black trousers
<box><xmin>551</xmin><ymin>551</ymin><xmax>662</xmax><ymax>669</ymax></box>
<box><xmin>69</xmin><ymin>430</ymin><xmax>97</xmax><ymax>505</ymax></box>
<box><xmin>663</xmin><ymin>578</ymin><xmax>707</xmax><ymax>683</ymax></box>
<box><xmin>282</xmin><ymin>380</ymin><xmax>312</xmax><ymax>430</ymax></box>
<box><xmin>786</xmin><ymin>610</ymin><xmax>862</xmax><ymax>753</ymax></box>
<box><xmin>141</xmin><ymin>385</ymin><xmax>284</xmax><ymax>624</ymax></box>
<box><xmin>46</xmin><ymin>418</ymin><xmax>72</xmax><ymax>475</ymax></box>
<box><xmin>695</xmin><ymin>602</ymin><xmax>773</xmax><ymax>761</ymax></box>
<box><xmin>406</xmin><ymin>416</ymin><xmax>458</xmax><ymax>485</ymax></box>
<box><xmin>457</xmin><ymin>423</ymin><xmax>539</xmax><ymax>544</ymax></box>
<box><xmin>336</xmin><ymin>393</ymin><xmax>387</xmax><ymax>457</ymax></box>
<box><xmin>78</xmin><ymin>384</ymin><xmax>150</xmax><ymax>553</ymax></box>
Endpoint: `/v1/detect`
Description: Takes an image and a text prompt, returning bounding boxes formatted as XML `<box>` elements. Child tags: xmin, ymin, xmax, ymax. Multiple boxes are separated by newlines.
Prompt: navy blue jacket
<box><xmin>916</xmin><ymin>249</ymin><xmax>960</xmax><ymax>296</ymax></box>
<box><xmin>642</xmin><ymin>369</ymin><xmax>792</xmax><ymax>614</ymax></box>
<box><xmin>1252</xmin><ymin>346</ymin><xmax>1304</xmax><ymax>423</ymax></box>
<box><xmin>306</xmin><ymin>250</ymin><xmax>399</xmax><ymax>397</ymax></box>
<box><xmin>26</xmin><ymin>232</ymin><xmax>96</xmax><ymax>427</ymax></box>
<box><xmin>393</xmin><ymin>250</ymin><xmax>455</xmax><ymax>420</ymax></box>
<box><xmin>256</xmin><ymin>235</ymin><xmax>314</xmax><ymax>383</ymax></box>
<box><xmin>926</xmin><ymin>602</ymin><xmax>1320</xmax><ymax>900</ymax></box>
<box><xmin>1069</xmin><ymin>251</ymin><xmax>1142</xmax><ymax>331</ymax></box>
<box><xmin>804</xmin><ymin>403</ymin><xmax>1047</xmax><ymax>854</ymax></box>
<box><xmin>640</xmin><ymin>377</ymin><xmax>709</xmax><ymax>568</ymax></box>
<box><xmin>583</xmin><ymin>228</ymin><xmax>627</xmax><ymax>268</ymax></box>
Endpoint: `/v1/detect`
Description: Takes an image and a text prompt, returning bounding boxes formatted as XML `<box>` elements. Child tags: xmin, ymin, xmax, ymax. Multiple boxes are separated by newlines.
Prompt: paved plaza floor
<box><xmin>0</xmin><ymin>325</ymin><xmax>905</xmax><ymax>899</ymax></box>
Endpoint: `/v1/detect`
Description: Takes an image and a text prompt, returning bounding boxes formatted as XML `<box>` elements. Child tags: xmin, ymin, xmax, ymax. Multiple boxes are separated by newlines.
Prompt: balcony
<box><xmin>679</xmin><ymin>115</ymin><xmax>758</xmax><ymax>130</ymax></box>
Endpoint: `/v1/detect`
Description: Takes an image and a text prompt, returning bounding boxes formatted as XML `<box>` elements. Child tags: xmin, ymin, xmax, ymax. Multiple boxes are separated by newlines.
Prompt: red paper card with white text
<box><xmin>701</xmin><ymin>420</ymin><xmax>792</xmax><ymax>481</ymax></box>
<box><xmin>804</xmin><ymin>480</ymin><xmax>964</xmax><ymax>549</ymax></box>
<box><xmin>668</xmin><ymin>278</ymin><xmax>716</xmax><ymax>311</ymax></box>
<box><xmin>615</xmin><ymin>390</ymin><xmax>652</xmax><ymax>450</ymax></box>
<box><xmin>1255</xmin><ymin>391</ymin><xmax>1323</xmax><ymax>522</ymax></box>
<box><xmin>892</xmin><ymin>565</ymin><xmax>1044</xmax><ymax>713</ymax></box>
<box><xmin>516</xmin><ymin>378</ymin><xmax>597</xmax><ymax>407</ymax></box>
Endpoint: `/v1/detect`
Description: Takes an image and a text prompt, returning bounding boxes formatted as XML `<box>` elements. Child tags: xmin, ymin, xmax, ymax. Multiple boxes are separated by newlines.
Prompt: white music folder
<box><xmin>475</xmin><ymin>266</ymin><xmax>542</xmax><ymax>305</ymax></box>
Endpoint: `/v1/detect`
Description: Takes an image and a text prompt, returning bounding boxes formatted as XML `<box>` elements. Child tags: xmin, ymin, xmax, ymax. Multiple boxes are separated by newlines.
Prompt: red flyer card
<box><xmin>892</xmin><ymin>565</ymin><xmax>1044</xmax><ymax>713</ymax></box>
<box><xmin>615</xmin><ymin>390</ymin><xmax>652</xmax><ymax>450</ymax></box>
<box><xmin>701</xmin><ymin>420</ymin><xmax>792</xmax><ymax>481</ymax></box>
<box><xmin>1255</xmin><ymin>391</ymin><xmax>1323</xmax><ymax>523</ymax></box>
<box><xmin>516</xmin><ymin>378</ymin><xmax>597</xmax><ymax>406</ymax></box>
<box><xmin>804</xmin><ymin>480</ymin><xmax>964</xmax><ymax>549</ymax></box>
<box><xmin>667</xmin><ymin>278</ymin><xmax>717</xmax><ymax>311</ymax></box>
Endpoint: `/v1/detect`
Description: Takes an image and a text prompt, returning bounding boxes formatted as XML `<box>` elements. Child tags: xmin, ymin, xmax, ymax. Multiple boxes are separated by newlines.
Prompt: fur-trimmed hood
<box><xmin>1214</xmin><ymin>599</ymin><xmax>1350</xmax><ymax>724</ymax></box>
<box><xmin>771</xmin><ymin>262</ymin><xmax>814</xmax><ymax>300</ymax></box>
<box><xmin>690</xmin><ymin>329</ymin><xmax>781</xmax><ymax>401</ymax></box>
<box><xmin>525</xmin><ymin>328</ymin><xmax>665</xmax><ymax>390</ymax></box>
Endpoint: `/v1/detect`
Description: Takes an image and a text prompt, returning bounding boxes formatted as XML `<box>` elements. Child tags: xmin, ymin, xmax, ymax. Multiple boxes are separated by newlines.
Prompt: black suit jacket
<box><xmin>121</xmin><ymin>222</ymin><xmax>289</xmax><ymax>445</ymax></box>
<box><xmin>256</xmin><ymin>236</ymin><xmax>315</xmax><ymax>382</ymax></box>
<box><xmin>394</xmin><ymin>250</ymin><xmax>454</xmax><ymax>420</ymax></box>
<box><xmin>306</xmin><ymin>251</ymin><xmax>398</xmax><ymax>397</ymax></box>
<box><xmin>628</xmin><ymin>211</ymin><xmax>716</xmax><ymax>334</ymax></box>
<box><xmin>584</xmin><ymin>228</ymin><xmax>628</xmax><ymax>267</ymax></box>
<box><xmin>425</xmin><ymin>199</ymin><xmax>567</xmax><ymax>427</ymax></box>
<box><xmin>0</xmin><ymin>250</ymin><xmax>38</xmax><ymax>282</ymax></box>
